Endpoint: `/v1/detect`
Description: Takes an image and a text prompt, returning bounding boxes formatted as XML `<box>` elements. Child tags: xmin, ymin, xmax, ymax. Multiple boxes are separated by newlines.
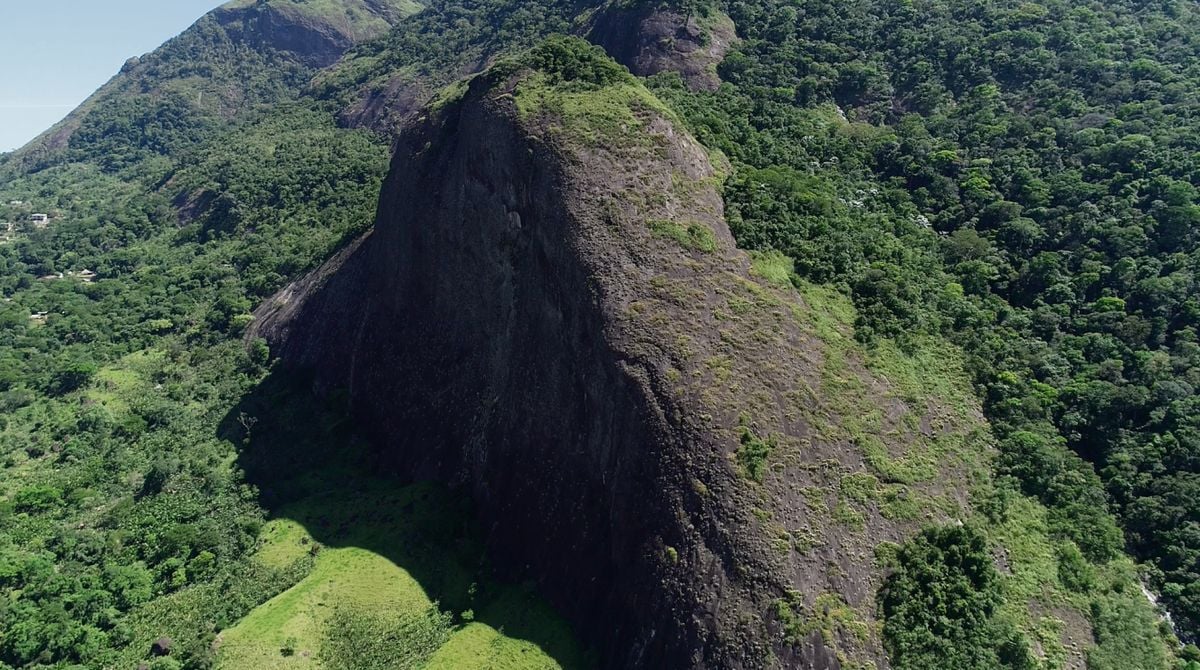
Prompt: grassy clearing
<box><xmin>85</xmin><ymin>349</ymin><xmax>163</xmax><ymax>417</ymax></box>
<box><xmin>790</xmin><ymin>279</ymin><xmax>979</xmax><ymax>491</ymax></box>
<box><xmin>217</xmin><ymin>542</ymin><xmax>429</xmax><ymax>667</ymax></box>
<box><xmin>427</xmin><ymin>588</ymin><xmax>580</xmax><ymax>670</ymax></box>
<box><xmin>216</xmin><ymin>482</ymin><xmax>589</xmax><ymax>670</ymax></box>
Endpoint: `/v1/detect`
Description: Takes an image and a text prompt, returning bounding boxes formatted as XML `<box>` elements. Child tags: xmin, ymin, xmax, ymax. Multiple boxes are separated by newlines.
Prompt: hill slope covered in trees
<box><xmin>0</xmin><ymin>0</ymin><xmax>1198</xmax><ymax>669</ymax></box>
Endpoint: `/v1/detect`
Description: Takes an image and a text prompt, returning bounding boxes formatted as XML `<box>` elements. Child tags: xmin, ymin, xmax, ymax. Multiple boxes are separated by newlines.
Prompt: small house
<box><xmin>30</xmin><ymin>213</ymin><xmax>49</xmax><ymax>228</ymax></box>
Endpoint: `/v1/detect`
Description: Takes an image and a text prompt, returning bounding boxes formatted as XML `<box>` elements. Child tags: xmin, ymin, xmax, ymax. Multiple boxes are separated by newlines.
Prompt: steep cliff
<box><xmin>253</xmin><ymin>41</ymin><xmax>982</xmax><ymax>669</ymax></box>
<box><xmin>588</xmin><ymin>4</ymin><xmax>736</xmax><ymax>91</ymax></box>
<box><xmin>215</xmin><ymin>0</ymin><xmax>418</xmax><ymax>68</ymax></box>
<box><xmin>2</xmin><ymin>0</ymin><xmax>1188</xmax><ymax>667</ymax></box>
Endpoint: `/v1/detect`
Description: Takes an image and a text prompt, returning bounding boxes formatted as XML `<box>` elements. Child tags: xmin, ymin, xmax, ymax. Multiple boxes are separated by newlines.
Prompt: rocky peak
<box><xmin>588</xmin><ymin>4</ymin><xmax>736</xmax><ymax>92</ymax></box>
<box><xmin>252</xmin><ymin>40</ymin><xmax>977</xmax><ymax>668</ymax></box>
<box><xmin>213</xmin><ymin>0</ymin><xmax>414</xmax><ymax>68</ymax></box>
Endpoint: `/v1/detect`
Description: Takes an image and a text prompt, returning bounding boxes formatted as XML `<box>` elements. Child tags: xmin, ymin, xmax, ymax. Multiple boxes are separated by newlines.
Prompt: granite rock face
<box><xmin>589</xmin><ymin>6</ymin><xmax>737</xmax><ymax>91</ymax></box>
<box><xmin>213</xmin><ymin>0</ymin><xmax>397</xmax><ymax>68</ymax></box>
<box><xmin>254</xmin><ymin>66</ymin><xmax>971</xmax><ymax>669</ymax></box>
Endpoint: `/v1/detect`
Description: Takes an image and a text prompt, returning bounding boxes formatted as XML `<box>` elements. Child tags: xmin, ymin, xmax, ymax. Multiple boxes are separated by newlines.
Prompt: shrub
<box><xmin>524</xmin><ymin>36</ymin><xmax>632</xmax><ymax>89</ymax></box>
<box><xmin>13</xmin><ymin>485</ymin><xmax>63</xmax><ymax>513</ymax></box>
<box><xmin>880</xmin><ymin>524</ymin><xmax>1034</xmax><ymax>670</ymax></box>
<box><xmin>736</xmin><ymin>424</ymin><xmax>776</xmax><ymax>482</ymax></box>
<box><xmin>1056</xmin><ymin>541</ymin><xmax>1096</xmax><ymax>593</ymax></box>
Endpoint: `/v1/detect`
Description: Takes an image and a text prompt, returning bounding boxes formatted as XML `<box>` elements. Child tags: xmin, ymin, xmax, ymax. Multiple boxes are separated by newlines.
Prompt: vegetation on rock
<box><xmin>2</xmin><ymin>0</ymin><xmax>1200</xmax><ymax>667</ymax></box>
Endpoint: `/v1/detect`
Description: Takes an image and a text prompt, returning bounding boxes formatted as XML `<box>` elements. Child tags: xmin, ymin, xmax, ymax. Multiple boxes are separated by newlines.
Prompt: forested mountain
<box><xmin>0</xmin><ymin>0</ymin><xmax>1198</xmax><ymax>669</ymax></box>
<box><xmin>673</xmin><ymin>0</ymin><xmax>1200</xmax><ymax>641</ymax></box>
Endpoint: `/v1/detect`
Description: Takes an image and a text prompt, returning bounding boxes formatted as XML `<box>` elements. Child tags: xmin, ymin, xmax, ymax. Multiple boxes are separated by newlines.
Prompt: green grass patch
<box><xmin>792</xmin><ymin>280</ymin><xmax>857</xmax><ymax>342</ymax></box>
<box><xmin>833</xmin><ymin>500</ymin><xmax>867</xmax><ymax>530</ymax></box>
<box><xmin>864</xmin><ymin>336</ymin><xmax>976</xmax><ymax>420</ymax></box>
<box><xmin>649</xmin><ymin>219</ymin><xmax>718</xmax><ymax>253</ymax></box>
<box><xmin>856</xmin><ymin>434</ymin><xmax>939</xmax><ymax>485</ymax></box>
<box><xmin>216</xmin><ymin>483</ymin><xmax>589</xmax><ymax>670</ymax></box>
<box><xmin>427</xmin><ymin>588</ymin><xmax>582</xmax><ymax>670</ymax></box>
<box><xmin>776</xmin><ymin>591</ymin><xmax>872</xmax><ymax>663</ymax></box>
<box><xmin>839</xmin><ymin>472</ymin><xmax>881</xmax><ymax>504</ymax></box>
<box><xmin>508</xmin><ymin>43</ymin><xmax>680</xmax><ymax>150</ymax></box>
<box><xmin>86</xmin><ymin>350</ymin><xmax>163</xmax><ymax>417</ymax></box>
<box><xmin>749</xmin><ymin>250</ymin><xmax>795</xmax><ymax>288</ymax></box>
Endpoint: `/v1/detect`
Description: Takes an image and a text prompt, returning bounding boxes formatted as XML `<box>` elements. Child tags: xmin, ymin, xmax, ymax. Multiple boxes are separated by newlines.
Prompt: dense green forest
<box><xmin>2</xmin><ymin>0</ymin><xmax>1200</xmax><ymax>667</ymax></box>
<box><xmin>0</xmin><ymin>105</ymin><xmax>391</xmax><ymax>667</ymax></box>
<box><xmin>650</xmin><ymin>0</ymin><xmax>1200</xmax><ymax>645</ymax></box>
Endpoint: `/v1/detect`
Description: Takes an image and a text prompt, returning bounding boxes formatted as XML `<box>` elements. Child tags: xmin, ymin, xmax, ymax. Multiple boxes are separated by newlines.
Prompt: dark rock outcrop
<box><xmin>337</xmin><ymin>73</ymin><xmax>432</xmax><ymax>134</ymax></box>
<box><xmin>213</xmin><ymin>1</ymin><xmax>391</xmax><ymax>69</ymax></box>
<box><xmin>150</xmin><ymin>637</ymin><xmax>173</xmax><ymax>657</ymax></box>
<box><xmin>255</xmin><ymin>72</ymin><xmax>777</xmax><ymax>667</ymax></box>
<box><xmin>253</xmin><ymin>64</ymin><xmax>973</xmax><ymax>669</ymax></box>
<box><xmin>589</xmin><ymin>6</ymin><xmax>736</xmax><ymax>91</ymax></box>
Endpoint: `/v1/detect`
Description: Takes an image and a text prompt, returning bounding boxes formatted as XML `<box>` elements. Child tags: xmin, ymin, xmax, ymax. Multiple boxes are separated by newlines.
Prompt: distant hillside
<box><xmin>5</xmin><ymin>0</ymin><xmax>419</xmax><ymax>175</ymax></box>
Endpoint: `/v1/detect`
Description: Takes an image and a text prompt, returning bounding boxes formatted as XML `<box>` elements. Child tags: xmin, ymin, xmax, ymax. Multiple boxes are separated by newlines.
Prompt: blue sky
<box><xmin>0</xmin><ymin>1</ymin><xmax>224</xmax><ymax>152</ymax></box>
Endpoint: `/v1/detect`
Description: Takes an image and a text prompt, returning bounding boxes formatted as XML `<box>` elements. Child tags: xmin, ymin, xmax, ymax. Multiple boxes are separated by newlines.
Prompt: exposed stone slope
<box><xmin>253</xmin><ymin>54</ymin><xmax>979</xmax><ymax>669</ymax></box>
<box><xmin>215</xmin><ymin>0</ymin><xmax>414</xmax><ymax>68</ymax></box>
<box><xmin>589</xmin><ymin>5</ymin><xmax>736</xmax><ymax>91</ymax></box>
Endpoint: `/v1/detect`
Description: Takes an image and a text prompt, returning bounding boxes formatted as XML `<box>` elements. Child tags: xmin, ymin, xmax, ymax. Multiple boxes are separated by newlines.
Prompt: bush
<box><xmin>13</xmin><ymin>485</ymin><xmax>63</xmax><ymax>513</ymax></box>
<box><xmin>880</xmin><ymin>524</ymin><xmax>1033</xmax><ymax>670</ymax></box>
<box><xmin>50</xmin><ymin>360</ymin><xmax>97</xmax><ymax>395</ymax></box>
<box><xmin>1055</xmin><ymin>541</ymin><xmax>1095</xmax><ymax>593</ymax></box>
<box><xmin>525</xmin><ymin>36</ymin><xmax>632</xmax><ymax>88</ymax></box>
<box><xmin>736</xmin><ymin>423</ymin><xmax>776</xmax><ymax>482</ymax></box>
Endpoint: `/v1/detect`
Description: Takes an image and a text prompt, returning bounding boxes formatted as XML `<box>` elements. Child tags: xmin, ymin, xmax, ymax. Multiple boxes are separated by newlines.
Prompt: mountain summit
<box><xmin>253</xmin><ymin>41</ymin><xmax>980</xmax><ymax>666</ymax></box>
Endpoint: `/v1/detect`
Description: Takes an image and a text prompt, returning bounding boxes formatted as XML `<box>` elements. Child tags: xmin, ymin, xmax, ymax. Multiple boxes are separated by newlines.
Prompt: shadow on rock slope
<box><xmin>219</xmin><ymin>368</ymin><xmax>594</xmax><ymax>667</ymax></box>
